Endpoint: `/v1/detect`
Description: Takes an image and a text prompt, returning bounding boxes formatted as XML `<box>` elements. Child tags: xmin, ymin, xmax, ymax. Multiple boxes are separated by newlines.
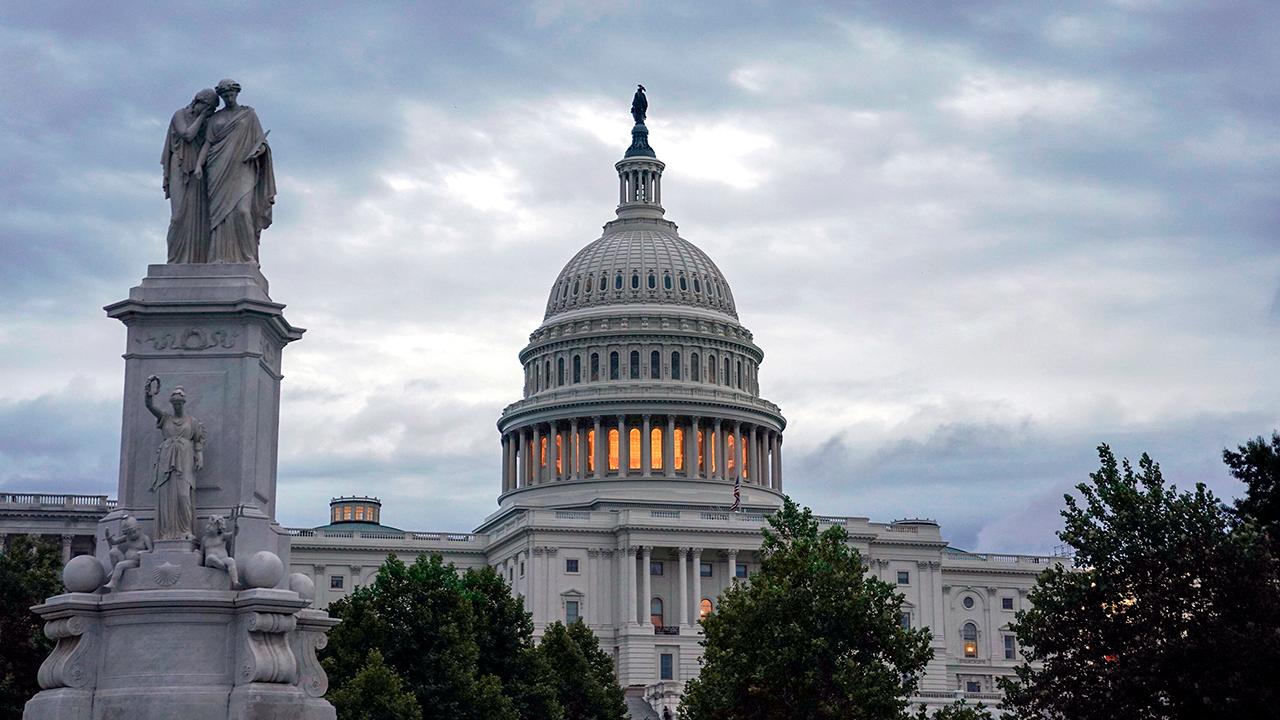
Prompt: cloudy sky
<box><xmin>2</xmin><ymin>1</ymin><xmax>1277</xmax><ymax>554</ymax></box>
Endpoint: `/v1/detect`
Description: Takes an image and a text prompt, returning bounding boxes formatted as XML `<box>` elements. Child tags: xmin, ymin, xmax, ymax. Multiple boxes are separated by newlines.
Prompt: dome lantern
<box><xmin>615</xmin><ymin>86</ymin><xmax>665</xmax><ymax>221</ymax></box>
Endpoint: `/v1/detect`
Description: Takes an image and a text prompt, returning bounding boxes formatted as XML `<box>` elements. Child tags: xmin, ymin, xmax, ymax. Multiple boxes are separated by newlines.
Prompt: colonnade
<box><xmin>619</xmin><ymin>164</ymin><xmax>661</xmax><ymax>205</ymax></box>
<box><xmin>501</xmin><ymin>415</ymin><xmax>782</xmax><ymax>493</ymax></box>
<box><xmin>617</xmin><ymin>545</ymin><xmax>743</xmax><ymax>628</ymax></box>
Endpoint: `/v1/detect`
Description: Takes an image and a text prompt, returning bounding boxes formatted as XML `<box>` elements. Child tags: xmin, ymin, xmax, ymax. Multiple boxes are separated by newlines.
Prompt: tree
<box><xmin>1000</xmin><ymin>445</ymin><xmax>1280</xmax><ymax>719</ymax></box>
<box><xmin>327</xmin><ymin>649</ymin><xmax>423</xmax><ymax>720</ymax></box>
<box><xmin>461</xmin><ymin>566</ymin><xmax>562</xmax><ymax>720</ymax></box>
<box><xmin>536</xmin><ymin>621</ymin><xmax>627</xmax><ymax>720</ymax></box>
<box><xmin>322</xmin><ymin>554</ymin><xmax>513</xmax><ymax>720</ymax></box>
<box><xmin>1224</xmin><ymin>431</ymin><xmax>1280</xmax><ymax>554</ymax></box>
<box><xmin>914</xmin><ymin>700</ymin><xmax>993</xmax><ymax>720</ymax></box>
<box><xmin>0</xmin><ymin>535</ymin><xmax>62</xmax><ymax>718</ymax></box>
<box><xmin>680</xmin><ymin>498</ymin><xmax>933</xmax><ymax>720</ymax></box>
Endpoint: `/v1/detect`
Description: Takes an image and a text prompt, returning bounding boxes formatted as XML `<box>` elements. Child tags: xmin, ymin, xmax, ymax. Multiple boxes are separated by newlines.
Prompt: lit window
<box><xmin>651</xmin><ymin>427</ymin><xmax>663</xmax><ymax>470</ymax></box>
<box><xmin>650</xmin><ymin>561</ymin><xmax>664</xmax><ymax>576</ymax></box>
<box><xmin>735</xmin><ymin>563</ymin><xmax>747</xmax><ymax>579</ymax></box>
<box><xmin>1002</xmin><ymin>597</ymin><xmax>1014</xmax><ymax>611</ymax></box>
<box><xmin>900</xmin><ymin>611</ymin><xmax>911</xmax><ymax>630</ymax></box>
<box><xmin>709</xmin><ymin>431</ymin><xmax>717</xmax><ymax>473</ymax></box>
<box><xmin>726</xmin><ymin>434</ymin><xmax>736</xmax><ymax>474</ymax></box>
<box><xmin>673</xmin><ymin>428</ymin><xmax>684</xmax><ymax>471</ymax></box>
<box><xmin>650</xmin><ymin>597</ymin><xmax>663</xmax><ymax>626</ymax></box>
<box><xmin>367</xmin><ymin>506</ymin><xmax>376</xmax><ymax>522</ymax></box>
<box><xmin>608</xmin><ymin>429</ymin><xmax>620</xmax><ymax>471</ymax></box>
<box><xmin>697</xmin><ymin>429</ymin><xmax>705</xmax><ymax>472</ymax></box>
<box><xmin>540</xmin><ymin>437</ymin><xmax>547</xmax><ymax>467</ymax></box>
<box><xmin>965</xmin><ymin>680</ymin><xmax>981</xmax><ymax>693</ymax></box>
<box><xmin>963</xmin><ymin>596</ymin><xmax>975</xmax><ymax>609</ymax></box>
<box><xmin>897</xmin><ymin>571</ymin><xmax>910</xmax><ymax>585</ymax></box>
<box><xmin>332</xmin><ymin>507</ymin><xmax>338</xmax><ymax>522</ymax></box>
<box><xmin>330</xmin><ymin>576</ymin><xmax>344</xmax><ymax>590</ymax></box>
<box><xmin>963</xmin><ymin>622</ymin><xmax>978</xmax><ymax>658</ymax></box>
<box><xmin>629</xmin><ymin>429</ymin><xmax>641</xmax><ymax>469</ymax></box>
<box><xmin>343</xmin><ymin>507</ymin><xmax>352</xmax><ymax>521</ymax></box>
<box><xmin>699</xmin><ymin>598</ymin><xmax>712</xmax><ymax>619</ymax></box>
<box><xmin>1004</xmin><ymin>635</ymin><xmax>1016</xmax><ymax>660</ymax></box>
<box><xmin>700</xmin><ymin>562</ymin><xmax>712</xmax><ymax>577</ymax></box>
<box><xmin>587</xmin><ymin>430</ymin><xmax>596</xmax><ymax>472</ymax></box>
<box><xmin>660</xmin><ymin>653</ymin><xmax>674</xmax><ymax>680</ymax></box>
<box><xmin>555</xmin><ymin>434</ymin><xmax>563</xmax><ymax>474</ymax></box>
<box><xmin>566</xmin><ymin>600</ymin><xmax>580</xmax><ymax>624</ymax></box>
<box><xmin>355</xmin><ymin>506</ymin><xmax>364</xmax><ymax>521</ymax></box>
<box><xmin>566</xmin><ymin>558</ymin><xmax>579</xmax><ymax>573</ymax></box>
<box><xmin>671</xmin><ymin>352</ymin><xmax>681</xmax><ymax>380</ymax></box>
<box><xmin>630</xmin><ymin>351</ymin><xmax>640</xmax><ymax>379</ymax></box>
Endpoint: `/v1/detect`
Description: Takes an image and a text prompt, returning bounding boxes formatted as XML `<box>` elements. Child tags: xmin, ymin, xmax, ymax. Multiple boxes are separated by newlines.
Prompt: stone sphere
<box><xmin>288</xmin><ymin>572</ymin><xmax>316</xmax><ymax>603</ymax></box>
<box><xmin>242</xmin><ymin>551</ymin><xmax>285</xmax><ymax>589</ymax></box>
<box><xmin>63</xmin><ymin>555</ymin><xmax>106</xmax><ymax>593</ymax></box>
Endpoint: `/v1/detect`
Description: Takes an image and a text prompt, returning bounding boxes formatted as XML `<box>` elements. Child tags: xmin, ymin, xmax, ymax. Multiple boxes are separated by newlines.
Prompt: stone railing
<box><xmin>0</xmin><ymin>493</ymin><xmax>116</xmax><ymax>510</ymax></box>
<box><xmin>286</xmin><ymin>528</ymin><xmax>479</xmax><ymax>543</ymax></box>
<box><xmin>944</xmin><ymin>549</ymin><xmax>1064</xmax><ymax>566</ymax></box>
<box><xmin>500</xmin><ymin>382</ymin><xmax>784</xmax><ymax>419</ymax></box>
<box><xmin>913</xmin><ymin>689</ymin><xmax>1004</xmax><ymax>702</ymax></box>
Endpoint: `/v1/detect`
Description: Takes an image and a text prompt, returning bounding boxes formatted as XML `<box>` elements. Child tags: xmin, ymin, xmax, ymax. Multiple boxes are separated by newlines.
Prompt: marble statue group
<box><xmin>163</xmin><ymin>79</ymin><xmax>275</xmax><ymax>264</ymax></box>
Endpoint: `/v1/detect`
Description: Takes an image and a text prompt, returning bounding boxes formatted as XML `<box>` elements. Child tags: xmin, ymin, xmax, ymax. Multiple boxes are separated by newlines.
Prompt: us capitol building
<box><xmin>3</xmin><ymin>106</ymin><xmax>1057</xmax><ymax>719</ymax></box>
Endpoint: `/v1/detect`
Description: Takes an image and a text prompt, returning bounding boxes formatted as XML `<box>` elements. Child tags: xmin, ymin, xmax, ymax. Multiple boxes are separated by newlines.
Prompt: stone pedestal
<box><xmin>25</xmin><ymin>263</ymin><xmax>336</xmax><ymax>719</ymax></box>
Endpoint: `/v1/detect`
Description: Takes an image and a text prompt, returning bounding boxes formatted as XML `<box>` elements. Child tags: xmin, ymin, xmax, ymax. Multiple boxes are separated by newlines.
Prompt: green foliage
<box><xmin>915</xmin><ymin>700</ymin><xmax>993</xmax><ymax>720</ymax></box>
<box><xmin>680</xmin><ymin>498</ymin><xmax>933</xmax><ymax>720</ymax></box>
<box><xmin>1000</xmin><ymin>444</ymin><xmax>1280</xmax><ymax>720</ymax></box>
<box><xmin>1224</xmin><ymin>431</ymin><xmax>1280</xmax><ymax>554</ymax></box>
<box><xmin>536</xmin><ymin>621</ymin><xmax>627</xmax><ymax>720</ymax></box>
<box><xmin>327</xmin><ymin>649</ymin><xmax>423</xmax><ymax>720</ymax></box>
<box><xmin>0</xmin><ymin>535</ymin><xmax>63</xmax><ymax>718</ymax></box>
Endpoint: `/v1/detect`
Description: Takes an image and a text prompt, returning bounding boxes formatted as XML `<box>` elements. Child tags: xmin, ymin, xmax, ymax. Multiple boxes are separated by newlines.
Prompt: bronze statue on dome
<box><xmin>631</xmin><ymin>84</ymin><xmax>647</xmax><ymax>125</ymax></box>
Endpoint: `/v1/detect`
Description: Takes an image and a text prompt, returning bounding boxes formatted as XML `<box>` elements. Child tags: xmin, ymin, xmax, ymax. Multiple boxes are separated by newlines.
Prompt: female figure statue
<box><xmin>161</xmin><ymin>88</ymin><xmax>219</xmax><ymax>263</ymax></box>
<box><xmin>145</xmin><ymin>376</ymin><xmax>206</xmax><ymax>540</ymax></box>
<box><xmin>196</xmin><ymin>78</ymin><xmax>275</xmax><ymax>264</ymax></box>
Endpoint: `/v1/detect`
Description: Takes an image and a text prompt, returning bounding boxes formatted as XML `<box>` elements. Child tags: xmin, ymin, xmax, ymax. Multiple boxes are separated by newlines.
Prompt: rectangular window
<box><xmin>1002</xmin><ymin>597</ymin><xmax>1014</xmax><ymax>610</ymax></box>
<box><xmin>1004</xmin><ymin>635</ymin><xmax>1016</xmax><ymax>660</ymax></box>
<box><xmin>659</xmin><ymin>653</ymin><xmax>674</xmax><ymax>681</ymax></box>
<box><xmin>899</xmin><ymin>611</ymin><xmax>911</xmax><ymax>630</ymax></box>
<box><xmin>566</xmin><ymin>558</ymin><xmax>580</xmax><ymax>573</ymax></box>
<box><xmin>965</xmin><ymin>680</ymin><xmax>981</xmax><ymax>693</ymax></box>
<box><xmin>650</xmin><ymin>561</ymin><xmax>664</xmax><ymax>576</ymax></box>
<box><xmin>520</xmin><ymin>561</ymin><xmax>525</xmax><ymax>577</ymax></box>
<box><xmin>897</xmin><ymin>571</ymin><xmax>910</xmax><ymax>585</ymax></box>
<box><xmin>735</xmin><ymin>563</ymin><xmax>747</xmax><ymax>579</ymax></box>
<box><xmin>700</xmin><ymin>562</ymin><xmax>712</xmax><ymax>577</ymax></box>
<box><xmin>566</xmin><ymin>600</ymin><xmax>579</xmax><ymax>625</ymax></box>
<box><xmin>329</xmin><ymin>576</ymin><xmax>344</xmax><ymax>590</ymax></box>
<box><xmin>673</xmin><ymin>428</ymin><xmax>684</xmax><ymax>471</ymax></box>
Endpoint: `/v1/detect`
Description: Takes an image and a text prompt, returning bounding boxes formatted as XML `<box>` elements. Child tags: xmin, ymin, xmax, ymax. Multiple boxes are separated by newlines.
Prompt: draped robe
<box><xmin>205</xmin><ymin>104</ymin><xmax>275</xmax><ymax>264</ymax></box>
<box><xmin>161</xmin><ymin>108</ymin><xmax>211</xmax><ymax>263</ymax></box>
<box><xmin>151</xmin><ymin>412</ymin><xmax>205</xmax><ymax>540</ymax></box>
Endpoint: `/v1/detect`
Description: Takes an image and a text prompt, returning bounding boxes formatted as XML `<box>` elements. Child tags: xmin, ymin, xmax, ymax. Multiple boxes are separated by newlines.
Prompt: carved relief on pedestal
<box><xmin>139</xmin><ymin>328</ymin><xmax>239</xmax><ymax>352</ymax></box>
<box><xmin>36</xmin><ymin>616</ymin><xmax>95</xmax><ymax>691</ymax></box>
<box><xmin>241</xmin><ymin>612</ymin><xmax>299</xmax><ymax>685</ymax></box>
<box><xmin>294</xmin><ymin>617</ymin><xmax>331</xmax><ymax>698</ymax></box>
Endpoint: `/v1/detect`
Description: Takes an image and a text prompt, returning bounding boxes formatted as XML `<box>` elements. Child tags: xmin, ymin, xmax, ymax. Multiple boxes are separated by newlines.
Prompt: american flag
<box><xmin>731</xmin><ymin>474</ymin><xmax>741</xmax><ymax>512</ymax></box>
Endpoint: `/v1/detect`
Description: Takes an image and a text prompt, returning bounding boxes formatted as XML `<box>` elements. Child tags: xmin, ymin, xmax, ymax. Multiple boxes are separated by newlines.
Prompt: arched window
<box><xmin>540</xmin><ymin>437</ymin><xmax>547</xmax><ymax>467</ymax></box>
<box><xmin>572</xmin><ymin>279</ymin><xmax>579</xmax><ymax>296</ymax></box>
<box><xmin>671</xmin><ymin>351</ymin><xmax>681</xmax><ymax>380</ymax></box>
<box><xmin>727</xmin><ymin>434</ymin><xmax>736</xmax><ymax>474</ymax></box>
<box><xmin>650</xmin><ymin>350</ymin><xmax>660</xmax><ymax>379</ymax></box>
<box><xmin>615</xmin><ymin>273</ymin><xmax>623</xmax><ymax>290</ymax></box>
<box><xmin>631</xmin><ymin>273</ymin><xmax>640</xmax><ymax>290</ymax></box>
<box><xmin>651</xmin><ymin>427</ymin><xmax>663</xmax><ymax>470</ymax></box>
<box><xmin>555</xmin><ymin>434</ymin><xmax>563</xmax><ymax>474</ymax></box>
<box><xmin>608</xmin><ymin>429</ymin><xmax>620</xmax><ymax>471</ymax></box>
<box><xmin>585</xmin><ymin>276</ymin><xmax>593</xmax><ymax>293</ymax></box>
<box><xmin>679</xmin><ymin>275</ymin><xmax>688</xmax><ymax>291</ymax></box>
<box><xmin>629</xmin><ymin>429</ymin><xmax>641</xmax><ymax>469</ymax></box>
<box><xmin>590</xmin><ymin>353</ymin><xmax>600</xmax><ymax>381</ymax></box>
<box><xmin>963</xmin><ymin>622</ymin><xmax>979</xmax><ymax>658</ymax></box>
<box><xmin>587</xmin><ymin>430</ymin><xmax>595</xmax><ymax>472</ymax></box>
<box><xmin>673</xmin><ymin>428</ymin><xmax>684</xmax><ymax>470</ymax></box>
<box><xmin>693</xmin><ymin>277</ymin><xmax>702</xmax><ymax>293</ymax></box>
<box><xmin>629</xmin><ymin>351</ymin><xmax>640</xmax><ymax>379</ymax></box>
<box><xmin>545</xmin><ymin>360</ymin><xmax>551</xmax><ymax>388</ymax></box>
<box><xmin>699</xmin><ymin>598</ymin><xmax>713</xmax><ymax>619</ymax></box>
<box><xmin>650</xmin><ymin>597</ymin><xmax>664</xmax><ymax>626</ymax></box>
<box><xmin>610</xmin><ymin>351</ymin><xmax>620</xmax><ymax>380</ymax></box>
<box><xmin>736</xmin><ymin>360</ymin><xmax>743</xmax><ymax>389</ymax></box>
<box><xmin>572</xmin><ymin>355</ymin><xmax>581</xmax><ymax>384</ymax></box>
<box><xmin>663</xmin><ymin>274</ymin><xmax>672</xmax><ymax>290</ymax></box>
<box><xmin>557</xmin><ymin>357</ymin><xmax>565</xmax><ymax>386</ymax></box>
<box><xmin>690</xmin><ymin>353</ymin><xmax>700</xmax><ymax>381</ymax></box>
<box><xmin>697</xmin><ymin>430</ymin><xmax>705</xmax><ymax>473</ymax></box>
<box><xmin>723</xmin><ymin>358</ymin><xmax>731</xmax><ymax>385</ymax></box>
<box><xmin>707</xmin><ymin>354</ymin><xmax>717</xmax><ymax>384</ymax></box>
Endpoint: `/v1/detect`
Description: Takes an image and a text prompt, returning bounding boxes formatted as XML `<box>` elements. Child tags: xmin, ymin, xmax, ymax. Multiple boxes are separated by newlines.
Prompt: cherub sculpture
<box><xmin>103</xmin><ymin>515</ymin><xmax>152</xmax><ymax>591</ymax></box>
<box><xmin>200</xmin><ymin>514</ymin><xmax>239</xmax><ymax>588</ymax></box>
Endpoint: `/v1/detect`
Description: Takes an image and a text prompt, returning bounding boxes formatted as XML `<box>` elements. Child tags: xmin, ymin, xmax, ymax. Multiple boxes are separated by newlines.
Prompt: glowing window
<box><xmin>650</xmin><ymin>597</ymin><xmax>663</xmax><ymax>626</ymax></box>
<box><xmin>671</xmin><ymin>351</ymin><xmax>681</xmax><ymax>380</ymax></box>
<box><xmin>697</xmin><ymin>430</ymin><xmax>705</xmax><ymax>472</ymax></box>
<box><xmin>608</xmin><ymin>429</ymin><xmax>620</xmax><ymax>471</ymax></box>
<box><xmin>629</xmin><ymin>429</ymin><xmax>641</xmax><ymax>469</ymax></box>
<box><xmin>650</xmin><ymin>350</ymin><xmax>660</xmax><ymax>379</ymax></box>
<box><xmin>700</xmin><ymin>598</ymin><xmax>712</xmax><ymax>618</ymax></box>
<box><xmin>573</xmin><ymin>356</ymin><xmax>581</xmax><ymax>384</ymax></box>
<box><xmin>591</xmin><ymin>353</ymin><xmax>600</xmax><ymax>381</ymax></box>
<box><xmin>355</xmin><ymin>506</ymin><xmax>364</xmax><ymax>521</ymax></box>
<box><xmin>555</xmin><ymin>434</ymin><xmax>563</xmax><ymax>474</ymax></box>
<box><xmin>332</xmin><ymin>507</ymin><xmax>339</xmax><ymax>522</ymax></box>
<box><xmin>610</xmin><ymin>352</ymin><xmax>620</xmax><ymax>380</ymax></box>
<box><xmin>727</xmin><ymin>434</ymin><xmax>736</xmax><ymax>473</ymax></box>
<box><xmin>540</xmin><ymin>437</ymin><xmax>547</xmax><ymax>467</ymax></box>
<box><xmin>629</xmin><ymin>351</ymin><xmax>640</xmax><ymax>379</ymax></box>
<box><xmin>587</xmin><ymin>430</ymin><xmax>596</xmax><ymax>472</ymax></box>
<box><xmin>367</xmin><ymin>506</ymin><xmax>376</xmax><ymax>522</ymax></box>
<box><xmin>343</xmin><ymin>507</ymin><xmax>352</xmax><ymax>521</ymax></box>
<box><xmin>673</xmin><ymin>428</ymin><xmax>684</xmax><ymax>471</ymax></box>
<box><xmin>742</xmin><ymin>442</ymin><xmax>748</xmax><ymax>479</ymax></box>
<box><xmin>651</xmin><ymin>428</ymin><xmax>663</xmax><ymax>470</ymax></box>
<box><xmin>963</xmin><ymin>622</ymin><xmax>979</xmax><ymax>658</ymax></box>
<box><xmin>710</xmin><ymin>431</ymin><xmax>717</xmax><ymax>473</ymax></box>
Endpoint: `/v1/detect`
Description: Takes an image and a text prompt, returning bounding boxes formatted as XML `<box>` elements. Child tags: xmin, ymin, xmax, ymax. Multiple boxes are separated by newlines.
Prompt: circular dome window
<box><xmin>963</xmin><ymin>596</ymin><xmax>975</xmax><ymax>609</ymax></box>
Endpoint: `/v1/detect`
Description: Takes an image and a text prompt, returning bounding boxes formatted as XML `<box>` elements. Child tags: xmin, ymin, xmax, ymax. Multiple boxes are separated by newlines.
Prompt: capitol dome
<box><xmin>495</xmin><ymin>112</ymin><xmax>785</xmax><ymax>512</ymax></box>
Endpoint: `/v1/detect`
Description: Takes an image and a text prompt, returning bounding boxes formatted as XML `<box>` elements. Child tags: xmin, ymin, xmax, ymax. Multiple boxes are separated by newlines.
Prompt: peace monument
<box><xmin>23</xmin><ymin>81</ymin><xmax>335</xmax><ymax>720</ymax></box>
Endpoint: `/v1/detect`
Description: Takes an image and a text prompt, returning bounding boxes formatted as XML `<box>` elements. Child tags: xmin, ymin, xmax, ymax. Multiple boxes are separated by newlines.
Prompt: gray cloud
<box><xmin>2</xmin><ymin>2</ymin><xmax>1278</xmax><ymax>551</ymax></box>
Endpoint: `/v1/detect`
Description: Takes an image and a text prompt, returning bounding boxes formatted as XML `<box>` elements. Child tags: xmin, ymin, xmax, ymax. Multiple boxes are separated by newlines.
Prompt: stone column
<box><xmin>626</xmin><ymin>546</ymin><xmax>638</xmax><ymax>625</ymax></box>
<box><xmin>617</xmin><ymin>545</ymin><xmax>629</xmax><ymax>625</ymax></box>
<box><xmin>641</xmin><ymin>415</ymin><xmax>652</xmax><ymax>473</ymax></box>
<box><xmin>531</xmin><ymin>425</ymin><xmax>542</xmax><ymax>485</ymax></box>
<box><xmin>748</xmin><ymin>426</ymin><xmax>759</xmax><ymax>484</ymax></box>
<box><xmin>727</xmin><ymin>548</ymin><xmax>739</xmax><ymax>584</ymax></box>
<box><xmin>702</xmin><ymin>418</ymin><xmax>714</xmax><ymax>479</ymax></box>
<box><xmin>592</xmin><ymin>416</ymin><xmax>603</xmax><ymax>478</ymax></box>
<box><xmin>551</xmin><ymin>422</ymin><xmax>562</xmax><ymax>482</ymax></box>
<box><xmin>776</xmin><ymin>435</ymin><xmax>784</xmax><ymax>489</ymax></box>
<box><xmin>677</xmin><ymin>547</ymin><xmax>689</xmax><ymax>626</ymax></box>
<box><xmin>760</xmin><ymin>430</ymin><xmax>771</xmax><ymax>489</ymax></box>
<box><xmin>61</xmin><ymin>534</ymin><xmax>73</xmax><ymax>563</ymax></box>
<box><xmin>501</xmin><ymin>434</ymin><xmax>511</xmax><ymax>492</ymax></box>
<box><xmin>770</xmin><ymin>432</ymin><xmax>780</xmax><ymax>490</ymax></box>
<box><xmin>691</xmin><ymin>548</ymin><xmax>703</xmax><ymax>627</ymax></box>
<box><xmin>714</xmin><ymin>419</ymin><xmax>725</xmax><ymax>480</ymax></box>
<box><xmin>569</xmin><ymin>419</ymin><xmax>581</xmax><ymax>481</ymax></box>
<box><xmin>687</xmin><ymin>417</ymin><xmax>699</xmax><ymax>478</ymax></box>
<box><xmin>641</xmin><ymin>546</ymin><xmax>653</xmax><ymax>626</ymax></box>
<box><xmin>664</xmin><ymin>416</ymin><xmax>676</xmax><ymax>478</ymax></box>
<box><xmin>732</xmin><ymin>421</ymin><xmax>743</xmax><ymax>481</ymax></box>
<box><xmin>531</xmin><ymin>547</ymin><xmax>544</xmax><ymax>624</ymax></box>
<box><xmin>617</xmin><ymin>415</ymin><xmax>629</xmax><ymax>475</ymax></box>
